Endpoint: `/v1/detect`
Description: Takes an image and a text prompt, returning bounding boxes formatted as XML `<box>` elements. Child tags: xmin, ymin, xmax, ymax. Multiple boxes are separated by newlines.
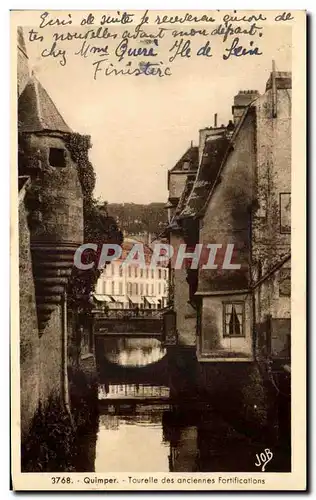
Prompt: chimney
<box><xmin>265</xmin><ymin>71</ymin><xmax>292</xmax><ymax>92</ymax></box>
<box><xmin>232</xmin><ymin>90</ymin><xmax>260</xmax><ymax>126</ymax></box>
<box><xmin>214</xmin><ymin>113</ymin><xmax>218</xmax><ymax>127</ymax></box>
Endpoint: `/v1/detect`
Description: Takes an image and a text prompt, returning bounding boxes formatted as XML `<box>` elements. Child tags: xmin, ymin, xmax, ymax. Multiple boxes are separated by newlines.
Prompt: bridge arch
<box><xmin>95</xmin><ymin>335</ymin><xmax>170</xmax><ymax>387</ymax></box>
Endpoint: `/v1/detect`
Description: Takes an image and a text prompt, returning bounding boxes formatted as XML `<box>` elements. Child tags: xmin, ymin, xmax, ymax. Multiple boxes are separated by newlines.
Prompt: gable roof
<box><xmin>18</xmin><ymin>76</ymin><xmax>72</xmax><ymax>134</ymax></box>
<box><xmin>170</xmin><ymin>145</ymin><xmax>199</xmax><ymax>172</ymax></box>
<box><xmin>179</xmin><ymin>133</ymin><xmax>230</xmax><ymax>219</ymax></box>
<box><xmin>175</xmin><ymin>174</ymin><xmax>196</xmax><ymax>217</ymax></box>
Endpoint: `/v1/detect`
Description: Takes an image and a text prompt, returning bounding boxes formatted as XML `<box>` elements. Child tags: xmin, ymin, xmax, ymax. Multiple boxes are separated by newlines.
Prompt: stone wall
<box><xmin>170</xmin><ymin>232</ymin><xmax>197</xmax><ymax>346</ymax></box>
<box><xmin>38</xmin><ymin>305</ymin><xmax>64</xmax><ymax>404</ymax></box>
<box><xmin>253</xmin><ymin>84</ymin><xmax>291</xmax><ymax>271</ymax></box>
<box><xmin>168</xmin><ymin>172</ymin><xmax>189</xmax><ymax>202</ymax></box>
<box><xmin>199</xmin><ymin>294</ymin><xmax>253</xmax><ymax>359</ymax></box>
<box><xmin>20</xmin><ymin>197</ymin><xmax>65</xmax><ymax>430</ymax></box>
<box><xmin>19</xmin><ymin>198</ymin><xmax>40</xmax><ymax>441</ymax></box>
<box><xmin>198</xmin><ymin>110</ymin><xmax>256</xmax><ymax>294</ymax></box>
<box><xmin>21</xmin><ymin>133</ymin><xmax>83</xmax><ymax>243</ymax></box>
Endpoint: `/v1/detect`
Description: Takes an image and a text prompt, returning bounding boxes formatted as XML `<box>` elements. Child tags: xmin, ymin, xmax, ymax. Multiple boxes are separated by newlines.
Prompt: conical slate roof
<box><xmin>18</xmin><ymin>76</ymin><xmax>72</xmax><ymax>134</ymax></box>
<box><xmin>17</xmin><ymin>27</ymin><xmax>27</xmax><ymax>56</ymax></box>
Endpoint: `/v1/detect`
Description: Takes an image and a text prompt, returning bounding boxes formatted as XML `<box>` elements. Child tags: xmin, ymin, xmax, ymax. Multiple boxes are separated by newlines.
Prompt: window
<box><xmin>279</xmin><ymin>269</ymin><xmax>291</xmax><ymax>297</ymax></box>
<box><xmin>164</xmin><ymin>269</ymin><xmax>167</xmax><ymax>279</ymax></box>
<box><xmin>140</xmin><ymin>269</ymin><xmax>143</xmax><ymax>278</ymax></box>
<box><xmin>151</xmin><ymin>284</ymin><xmax>154</xmax><ymax>295</ymax></box>
<box><xmin>119</xmin><ymin>266</ymin><xmax>123</xmax><ymax>277</ymax></box>
<box><xmin>49</xmin><ymin>148</ymin><xmax>66</xmax><ymax>168</ymax></box>
<box><xmin>146</xmin><ymin>269</ymin><xmax>149</xmax><ymax>279</ymax></box>
<box><xmin>127</xmin><ymin>282</ymin><xmax>132</xmax><ymax>294</ymax></box>
<box><xmin>158</xmin><ymin>269</ymin><xmax>162</xmax><ymax>279</ymax></box>
<box><xmin>151</xmin><ymin>269</ymin><xmax>154</xmax><ymax>279</ymax></box>
<box><xmin>111</xmin><ymin>281</ymin><xmax>115</xmax><ymax>295</ymax></box>
<box><xmin>103</xmin><ymin>281</ymin><xmax>107</xmax><ymax>294</ymax></box>
<box><xmin>134</xmin><ymin>283</ymin><xmax>138</xmax><ymax>295</ymax></box>
<box><xmin>146</xmin><ymin>284</ymin><xmax>149</xmax><ymax>296</ymax></box>
<box><xmin>223</xmin><ymin>302</ymin><xmax>245</xmax><ymax>337</ymax></box>
<box><xmin>128</xmin><ymin>266</ymin><xmax>132</xmax><ymax>277</ymax></box>
<box><xmin>135</xmin><ymin>267</ymin><xmax>138</xmax><ymax>278</ymax></box>
<box><xmin>158</xmin><ymin>283</ymin><xmax>161</xmax><ymax>295</ymax></box>
<box><xmin>140</xmin><ymin>283</ymin><xmax>144</xmax><ymax>295</ymax></box>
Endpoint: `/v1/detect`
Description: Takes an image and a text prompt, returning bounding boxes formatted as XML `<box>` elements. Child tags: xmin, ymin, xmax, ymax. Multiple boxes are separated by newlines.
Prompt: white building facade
<box><xmin>94</xmin><ymin>238</ymin><xmax>168</xmax><ymax>309</ymax></box>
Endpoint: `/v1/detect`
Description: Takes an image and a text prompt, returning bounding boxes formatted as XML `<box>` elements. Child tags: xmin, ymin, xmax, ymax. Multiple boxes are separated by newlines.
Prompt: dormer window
<box><xmin>49</xmin><ymin>148</ymin><xmax>66</xmax><ymax>168</ymax></box>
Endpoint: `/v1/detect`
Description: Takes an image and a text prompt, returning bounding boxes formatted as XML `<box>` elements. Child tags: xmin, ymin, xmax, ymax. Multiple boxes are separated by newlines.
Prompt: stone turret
<box><xmin>18</xmin><ymin>76</ymin><xmax>83</xmax><ymax>333</ymax></box>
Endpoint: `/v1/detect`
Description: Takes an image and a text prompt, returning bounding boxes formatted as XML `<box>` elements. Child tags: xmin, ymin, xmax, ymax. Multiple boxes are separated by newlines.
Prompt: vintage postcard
<box><xmin>11</xmin><ymin>9</ymin><xmax>306</xmax><ymax>491</ymax></box>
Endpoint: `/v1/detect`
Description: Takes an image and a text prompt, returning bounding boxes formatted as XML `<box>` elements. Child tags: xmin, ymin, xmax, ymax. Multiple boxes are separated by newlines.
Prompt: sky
<box><xmin>22</xmin><ymin>17</ymin><xmax>292</xmax><ymax>204</ymax></box>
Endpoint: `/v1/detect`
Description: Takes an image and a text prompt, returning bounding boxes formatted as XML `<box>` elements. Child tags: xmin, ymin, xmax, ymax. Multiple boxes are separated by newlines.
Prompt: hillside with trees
<box><xmin>105</xmin><ymin>202</ymin><xmax>168</xmax><ymax>237</ymax></box>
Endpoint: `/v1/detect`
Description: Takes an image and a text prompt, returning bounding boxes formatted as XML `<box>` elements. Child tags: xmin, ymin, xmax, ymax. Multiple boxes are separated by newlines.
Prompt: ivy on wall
<box><xmin>66</xmin><ymin>133</ymin><xmax>123</xmax><ymax>310</ymax></box>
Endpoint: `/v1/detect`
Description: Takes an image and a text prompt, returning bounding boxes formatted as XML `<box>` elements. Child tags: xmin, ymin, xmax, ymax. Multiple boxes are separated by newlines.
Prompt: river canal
<box><xmin>76</xmin><ymin>337</ymin><xmax>290</xmax><ymax>473</ymax></box>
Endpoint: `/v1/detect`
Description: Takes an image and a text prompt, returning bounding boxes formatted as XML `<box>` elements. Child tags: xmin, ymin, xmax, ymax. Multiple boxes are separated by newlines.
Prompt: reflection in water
<box><xmin>99</xmin><ymin>384</ymin><xmax>170</xmax><ymax>400</ymax></box>
<box><xmin>76</xmin><ymin>337</ymin><xmax>291</xmax><ymax>473</ymax></box>
<box><xmin>102</xmin><ymin>338</ymin><xmax>166</xmax><ymax>366</ymax></box>
<box><xmin>95</xmin><ymin>406</ymin><xmax>170</xmax><ymax>472</ymax></box>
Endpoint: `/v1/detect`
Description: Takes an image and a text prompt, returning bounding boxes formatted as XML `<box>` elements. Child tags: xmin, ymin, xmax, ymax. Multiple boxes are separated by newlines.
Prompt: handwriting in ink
<box><xmin>223</xmin><ymin>38</ymin><xmax>262</xmax><ymax>60</ymax></box>
<box><xmin>222</xmin><ymin>13</ymin><xmax>267</xmax><ymax>23</ymax></box>
<box><xmin>197</xmin><ymin>40</ymin><xmax>212</xmax><ymax>57</ymax></box>
<box><xmin>122</xmin><ymin>27</ymin><xmax>166</xmax><ymax>41</ymax></box>
<box><xmin>255</xmin><ymin>448</ymin><xmax>273</xmax><ymax>472</ymax></box>
<box><xmin>80</xmin><ymin>13</ymin><xmax>95</xmax><ymax>25</ymax></box>
<box><xmin>275</xmin><ymin>12</ymin><xmax>294</xmax><ymax>21</ymax></box>
<box><xmin>172</xmin><ymin>28</ymin><xmax>209</xmax><ymax>38</ymax></box>
<box><xmin>134</xmin><ymin>9</ymin><xmax>149</xmax><ymax>36</ymax></box>
<box><xmin>93</xmin><ymin>59</ymin><xmax>172</xmax><ymax>79</ymax></box>
<box><xmin>41</xmin><ymin>42</ymin><xmax>67</xmax><ymax>66</ymax></box>
<box><xmin>39</xmin><ymin>12</ymin><xmax>72</xmax><ymax>29</ymax></box>
<box><xmin>28</xmin><ymin>29</ymin><xmax>44</xmax><ymax>43</ymax></box>
<box><xmin>100</xmin><ymin>11</ymin><xmax>134</xmax><ymax>26</ymax></box>
<box><xmin>155</xmin><ymin>13</ymin><xmax>215</xmax><ymax>24</ymax></box>
<box><xmin>211</xmin><ymin>23</ymin><xmax>263</xmax><ymax>43</ymax></box>
<box><xmin>52</xmin><ymin>27</ymin><xmax>118</xmax><ymax>43</ymax></box>
<box><xmin>169</xmin><ymin>39</ymin><xmax>191</xmax><ymax>62</ymax></box>
<box><xmin>115</xmin><ymin>38</ymin><xmax>158</xmax><ymax>63</ymax></box>
<box><xmin>75</xmin><ymin>41</ymin><xmax>109</xmax><ymax>58</ymax></box>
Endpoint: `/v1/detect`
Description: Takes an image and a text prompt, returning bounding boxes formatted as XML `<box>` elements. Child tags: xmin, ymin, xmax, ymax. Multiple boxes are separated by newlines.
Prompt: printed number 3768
<box><xmin>255</xmin><ymin>448</ymin><xmax>273</xmax><ymax>471</ymax></box>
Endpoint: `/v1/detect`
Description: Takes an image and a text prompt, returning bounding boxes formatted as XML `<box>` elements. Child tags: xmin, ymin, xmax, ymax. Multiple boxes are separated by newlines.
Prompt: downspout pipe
<box><xmin>61</xmin><ymin>291</ymin><xmax>75</xmax><ymax>428</ymax></box>
<box><xmin>248</xmin><ymin>206</ymin><xmax>257</xmax><ymax>360</ymax></box>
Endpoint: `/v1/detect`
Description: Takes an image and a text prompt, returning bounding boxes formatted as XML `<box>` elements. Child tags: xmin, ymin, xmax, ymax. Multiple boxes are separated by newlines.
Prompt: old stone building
<box><xmin>165</xmin><ymin>69</ymin><xmax>291</xmax><ymax>439</ymax></box>
<box><xmin>17</xmin><ymin>28</ymin><xmax>84</xmax><ymax>443</ymax></box>
<box><xmin>165</xmin><ymin>145</ymin><xmax>199</xmax><ymax>347</ymax></box>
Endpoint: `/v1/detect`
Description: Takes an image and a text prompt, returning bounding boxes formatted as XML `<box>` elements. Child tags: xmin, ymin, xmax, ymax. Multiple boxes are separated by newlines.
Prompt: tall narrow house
<box><xmin>165</xmin><ymin>70</ymin><xmax>291</xmax><ymax>437</ymax></box>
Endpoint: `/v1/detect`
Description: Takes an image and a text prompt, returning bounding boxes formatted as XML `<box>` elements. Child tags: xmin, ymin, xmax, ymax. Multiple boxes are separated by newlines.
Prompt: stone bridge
<box><xmin>93</xmin><ymin>309</ymin><xmax>164</xmax><ymax>338</ymax></box>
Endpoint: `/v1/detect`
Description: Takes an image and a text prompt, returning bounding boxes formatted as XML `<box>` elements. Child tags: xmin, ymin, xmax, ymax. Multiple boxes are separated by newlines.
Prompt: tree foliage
<box><xmin>66</xmin><ymin>133</ymin><xmax>123</xmax><ymax>310</ymax></box>
<box><xmin>107</xmin><ymin>202</ymin><xmax>168</xmax><ymax>237</ymax></box>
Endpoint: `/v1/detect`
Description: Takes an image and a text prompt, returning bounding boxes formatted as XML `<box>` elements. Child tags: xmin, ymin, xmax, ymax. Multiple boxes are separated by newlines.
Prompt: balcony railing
<box><xmin>93</xmin><ymin>308</ymin><xmax>165</xmax><ymax>320</ymax></box>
